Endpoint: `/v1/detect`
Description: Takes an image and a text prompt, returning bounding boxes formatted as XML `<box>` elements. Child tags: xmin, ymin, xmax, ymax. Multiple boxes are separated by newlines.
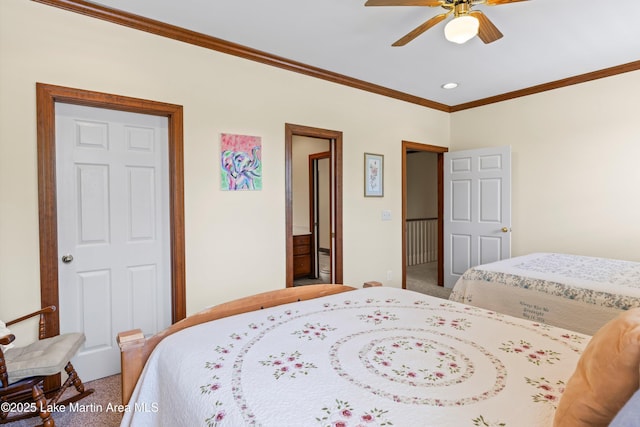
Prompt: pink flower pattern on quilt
<box><xmin>525</xmin><ymin>377</ymin><xmax>566</xmax><ymax>408</ymax></box>
<box><xmin>191</xmin><ymin>290</ymin><xmax>586</xmax><ymax>425</ymax></box>
<box><xmin>499</xmin><ymin>340</ymin><xmax>561</xmax><ymax>365</ymax></box>
<box><xmin>426</xmin><ymin>315</ymin><xmax>472</xmax><ymax>330</ymax></box>
<box><xmin>357</xmin><ymin>310</ymin><xmax>398</xmax><ymax>325</ymax></box>
<box><xmin>292</xmin><ymin>322</ymin><xmax>337</xmax><ymax>341</ymax></box>
<box><xmin>316</xmin><ymin>399</ymin><xmax>392</xmax><ymax>427</ymax></box>
<box><xmin>259</xmin><ymin>350</ymin><xmax>317</xmax><ymax>379</ymax></box>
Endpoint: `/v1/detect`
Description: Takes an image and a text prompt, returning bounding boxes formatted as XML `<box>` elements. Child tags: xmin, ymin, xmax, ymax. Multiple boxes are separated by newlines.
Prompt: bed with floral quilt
<box><xmin>449</xmin><ymin>252</ymin><xmax>640</xmax><ymax>335</ymax></box>
<box><xmin>120</xmin><ymin>286</ymin><xmax>589</xmax><ymax>427</ymax></box>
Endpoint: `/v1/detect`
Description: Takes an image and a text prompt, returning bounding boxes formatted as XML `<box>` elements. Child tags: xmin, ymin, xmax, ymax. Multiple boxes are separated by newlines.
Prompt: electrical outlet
<box><xmin>381</xmin><ymin>210</ymin><xmax>391</xmax><ymax>221</ymax></box>
<box><xmin>387</xmin><ymin>270</ymin><xmax>392</xmax><ymax>280</ymax></box>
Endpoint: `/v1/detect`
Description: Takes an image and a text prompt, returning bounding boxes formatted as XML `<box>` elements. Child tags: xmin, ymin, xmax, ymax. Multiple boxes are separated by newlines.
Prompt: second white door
<box><xmin>443</xmin><ymin>146</ymin><xmax>512</xmax><ymax>288</ymax></box>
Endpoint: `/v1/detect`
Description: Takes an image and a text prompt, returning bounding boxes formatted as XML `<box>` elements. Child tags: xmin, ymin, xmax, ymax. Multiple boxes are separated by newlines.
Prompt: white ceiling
<box><xmin>89</xmin><ymin>0</ymin><xmax>640</xmax><ymax>106</ymax></box>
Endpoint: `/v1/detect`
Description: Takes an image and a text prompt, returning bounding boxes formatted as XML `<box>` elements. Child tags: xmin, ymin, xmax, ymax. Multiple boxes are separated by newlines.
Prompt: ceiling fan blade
<box><xmin>484</xmin><ymin>0</ymin><xmax>529</xmax><ymax>5</ymax></box>
<box><xmin>365</xmin><ymin>0</ymin><xmax>445</xmax><ymax>6</ymax></box>
<box><xmin>392</xmin><ymin>12</ymin><xmax>449</xmax><ymax>46</ymax></box>
<box><xmin>469</xmin><ymin>10</ymin><xmax>503</xmax><ymax>43</ymax></box>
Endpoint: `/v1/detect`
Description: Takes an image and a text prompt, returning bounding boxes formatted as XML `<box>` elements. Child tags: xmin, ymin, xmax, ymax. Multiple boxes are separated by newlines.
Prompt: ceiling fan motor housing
<box><xmin>453</xmin><ymin>1</ymin><xmax>471</xmax><ymax>17</ymax></box>
<box><xmin>366</xmin><ymin>0</ymin><xmax>516</xmax><ymax>46</ymax></box>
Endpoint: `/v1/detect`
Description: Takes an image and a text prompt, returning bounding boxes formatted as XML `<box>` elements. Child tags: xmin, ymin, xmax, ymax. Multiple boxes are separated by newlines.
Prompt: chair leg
<box><xmin>0</xmin><ymin>399</ymin><xmax>7</xmax><ymax>422</ymax></box>
<box><xmin>65</xmin><ymin>362</ymin><xmax>85</xmax><ymax>394</ymax></box>
<box><xmin>32</xmin><ymin>384</ymin><xmax>54</xmax><ymax>427</ymax></box>
<box><xmin>49</xmin><ymin>362</ymin><xmax>94</xmax><ymax>407</ymax></box>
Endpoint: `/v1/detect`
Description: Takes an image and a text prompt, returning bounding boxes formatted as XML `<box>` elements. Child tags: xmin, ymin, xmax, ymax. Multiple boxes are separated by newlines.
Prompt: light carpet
<box><xmin>9</xmin><ymin>374</ymin><xmax>122</xmax><ymax>427</ymax></box>
<box><xmin>406</xmin><ymin>261</ymin><xmax>452</xmax><ymax>299</ymax></box>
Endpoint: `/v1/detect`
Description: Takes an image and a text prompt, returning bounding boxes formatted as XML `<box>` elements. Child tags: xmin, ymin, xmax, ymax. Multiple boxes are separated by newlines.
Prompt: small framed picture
<box><xmin>364</xmin><ymin>153</ymin><xmax>384</xmax><ymax>197</ymax></box>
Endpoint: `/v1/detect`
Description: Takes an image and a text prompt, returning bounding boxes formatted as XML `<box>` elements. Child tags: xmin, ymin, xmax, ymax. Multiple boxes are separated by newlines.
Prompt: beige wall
<box><xmin>291</xmin><ymin>136</ymin><xmax>330</xmax><ymax>235</ymax></box>
<box><xmin>450</xmin><ymin>70</ymin><xmax>640</xmax><ymax>262</ymax></box>
<box><xmin>0</xmin><ymin>0</ymin><xmax>450</xmax><ymax>325</ymax></box>
<box><xmin>406</xmin><ymin>152</ymin><xmax>438</xmax><ymax>219</ymax></box>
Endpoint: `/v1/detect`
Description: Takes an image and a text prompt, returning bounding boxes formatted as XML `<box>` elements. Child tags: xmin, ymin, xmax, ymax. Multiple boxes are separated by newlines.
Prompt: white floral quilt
<box><xmin>121</xmin><ymin>287</ymin><xmax>588</xmax><ymax>427</ymax></box>
<box><xmin>450</xmin><ymin>253</ymin><xmax>640</xmax><ymax>335</ymax></box>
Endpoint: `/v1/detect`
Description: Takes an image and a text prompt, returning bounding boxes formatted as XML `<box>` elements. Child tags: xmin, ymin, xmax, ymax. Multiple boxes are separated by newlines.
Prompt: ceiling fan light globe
<box><xmin>444</xmin><ymin>15</ymin><xmax>479</xmax><ymax>44</ymax></box>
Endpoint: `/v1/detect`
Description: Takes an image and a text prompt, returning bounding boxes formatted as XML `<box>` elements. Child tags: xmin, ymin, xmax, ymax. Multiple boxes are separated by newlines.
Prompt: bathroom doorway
<box><xmin>285</xmin><ymin>124</ymin><xmax>343</xmax><ymax>287</ymax></box>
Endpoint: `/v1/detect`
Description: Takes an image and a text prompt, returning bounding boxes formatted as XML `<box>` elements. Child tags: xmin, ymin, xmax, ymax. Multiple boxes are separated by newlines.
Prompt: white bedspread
<box><xmin>121</xmin><ymin>287</ymin><xmax>588</xmax><ymax>427</ymax></box>
<box><xmin>450</xmin><ymin>253</ymin><xmax>640</xmax><ymax>335</ymax></box>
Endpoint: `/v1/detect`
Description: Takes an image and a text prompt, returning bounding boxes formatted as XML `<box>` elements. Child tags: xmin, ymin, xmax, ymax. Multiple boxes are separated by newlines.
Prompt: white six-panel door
<box><xmin>444</xmin><ymin>146</ymin><xmax>511</xmax><ymax>288</ymax></box>
<box><xmin>55</xmin><ymin>103</ymin><xmax>171</xmax><ymax>381</ymax></box>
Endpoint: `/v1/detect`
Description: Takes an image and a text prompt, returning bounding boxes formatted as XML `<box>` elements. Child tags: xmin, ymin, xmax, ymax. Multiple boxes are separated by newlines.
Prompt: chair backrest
<box><xmin>1</xmin><ymin>306</ymin><xmax>57</xmax><ymax>388</ymax></box>
<box><xmin>6</xmin><ymin>306</ymin><xmax>57</xmax><ymax>340</ymax></box>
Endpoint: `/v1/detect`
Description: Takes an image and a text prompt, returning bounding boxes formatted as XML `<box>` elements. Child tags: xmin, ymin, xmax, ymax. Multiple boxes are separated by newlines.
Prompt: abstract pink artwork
<box><xmin>220</xmin><ymin>133</ymin><xmax>262</xmax><ymax>191</ymax></box>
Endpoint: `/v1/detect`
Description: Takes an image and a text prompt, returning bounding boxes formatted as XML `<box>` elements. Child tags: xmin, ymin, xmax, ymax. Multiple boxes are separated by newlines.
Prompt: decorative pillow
<box><xmin>553</xmin><ymin>308</ymin><xmax>640</xmax><ymax>427</ymax></box>
<box><xmin>0</xmin><ymin>320</ymin><xmax>15</xmax><ymax>352</ymax></box>
<box><xmin>609</xmin><ymin>389</ymin><xmax>640</xmax><ymax>427</ymax></box>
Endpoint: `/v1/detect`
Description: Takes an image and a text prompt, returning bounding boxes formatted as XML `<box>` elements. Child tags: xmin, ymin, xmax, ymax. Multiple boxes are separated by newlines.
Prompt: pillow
<box><xmin>0</xmin><ymin>320</ymin><xmax>15</xmax><ymax>352</ymax></box>
<box><xmin>609</xmin><ymin>389</ymin><xmax>640</xmax><ymax>427</ymax></box>
<box><xmin>553</xmin><ymin>308</ymin><xmax>640</xmax><ymax>427</ymax></box>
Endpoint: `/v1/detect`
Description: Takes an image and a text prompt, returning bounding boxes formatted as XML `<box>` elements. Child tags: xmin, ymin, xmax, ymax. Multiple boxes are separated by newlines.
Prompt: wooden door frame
<box><xmin>401</xmin><ymin>141</ymin><xmax>448</xmax><ymax>288</ymax></box>
<box><xmin>285</xmin><ymin>124</ymin><xmax>342</xmax><ymax>287</ymax></box>
<box><xmin>308</xmin><ymin>151</ymin><xmax>331</xmax><ymax>279</ymax></box>
<box><xmin>36</xmin><ymin>83</ymin><xmax>186</xmax><ymax>347</ymax></box>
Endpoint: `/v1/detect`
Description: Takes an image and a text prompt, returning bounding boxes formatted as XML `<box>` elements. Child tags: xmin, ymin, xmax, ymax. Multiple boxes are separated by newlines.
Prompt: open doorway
<box><xmin>291</xmin><ymin>139</ymin><xmax>330</xmax><ymax>285</ymax></box>
<box><xmin>285</xmin><ymin>124</ymin><xmax>343</xmax><ymax>287</ymax></box>
<box><xmin>308</xmin><ymin>151</ymin><xmax>331</xmax><ymax>283</ymax></box>
<box><xmin>401</xmin><ymin>141</ymin><xmax>447</xmax><ymax>292</ymax></box>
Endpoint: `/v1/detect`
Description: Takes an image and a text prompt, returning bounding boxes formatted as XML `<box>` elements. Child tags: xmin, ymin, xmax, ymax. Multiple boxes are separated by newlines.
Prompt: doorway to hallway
<box><xmin>401</xmin><ymin>141</ymin><xmax>447</xmax><ymax>291</ymax></box>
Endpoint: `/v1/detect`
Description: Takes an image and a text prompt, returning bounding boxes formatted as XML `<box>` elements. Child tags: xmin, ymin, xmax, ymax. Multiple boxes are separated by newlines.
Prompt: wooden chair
<box><xmin>0</xmin><ymin>306</ymin><xmax>94</xmax><ymax>426</ymax></box>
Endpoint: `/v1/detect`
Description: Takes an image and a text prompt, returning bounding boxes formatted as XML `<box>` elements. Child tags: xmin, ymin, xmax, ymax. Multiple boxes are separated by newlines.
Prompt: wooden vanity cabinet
<box><xmin>293</xmin><ymin>234</ymin><xmax>312</xmax><ymax>278</ymax></box>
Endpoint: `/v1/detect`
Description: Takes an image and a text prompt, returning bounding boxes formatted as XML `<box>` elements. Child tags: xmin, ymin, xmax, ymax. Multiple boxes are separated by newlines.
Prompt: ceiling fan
<box><xmin>364</xmin><ymin>0</ymin><xmax>528</xmax><ymax>46</ymax></box>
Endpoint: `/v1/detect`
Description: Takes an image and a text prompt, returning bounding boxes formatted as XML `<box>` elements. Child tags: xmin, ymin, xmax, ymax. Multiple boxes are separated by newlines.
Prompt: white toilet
<box><xmin>318</xmin><ymin>252</ymin><xmax>331</xmax><ymax>282</ymax></box>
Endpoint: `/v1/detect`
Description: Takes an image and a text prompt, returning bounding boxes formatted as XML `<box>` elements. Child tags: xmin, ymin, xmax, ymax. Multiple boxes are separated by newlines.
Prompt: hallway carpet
<box><xmin>406</xmin><ymin>261</ymin><xmax>452</xmax><ymax>299</ymax></box>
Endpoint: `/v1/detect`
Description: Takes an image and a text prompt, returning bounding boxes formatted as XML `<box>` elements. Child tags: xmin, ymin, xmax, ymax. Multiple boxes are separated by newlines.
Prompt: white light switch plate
<box><xmin>382</xmin><ymin>210</ymin><xmax>391</xmax><ymax>221</ymax></box>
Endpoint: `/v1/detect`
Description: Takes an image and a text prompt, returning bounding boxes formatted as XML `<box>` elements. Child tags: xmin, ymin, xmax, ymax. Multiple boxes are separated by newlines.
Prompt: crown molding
<box><xmin>32</xmin><ymin>0</ymin><xmax>640</xmax><ymax>113</ymax></box>
<box><xmin>450</xmin><ymin>60</ymin><xmax>640</xmax><ymax>112</ymax></box>
<box><xmin>32</xmin><ymin>0</ymin><xmax>450</xmax><ymax>112</ymax></box>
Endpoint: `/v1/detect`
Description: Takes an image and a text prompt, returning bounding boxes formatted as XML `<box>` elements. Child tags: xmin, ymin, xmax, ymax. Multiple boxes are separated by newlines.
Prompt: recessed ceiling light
<box><xmin>441</xmin><ymin>82</ymin><xmax>458</xmax><ymax>90</ymax></box>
